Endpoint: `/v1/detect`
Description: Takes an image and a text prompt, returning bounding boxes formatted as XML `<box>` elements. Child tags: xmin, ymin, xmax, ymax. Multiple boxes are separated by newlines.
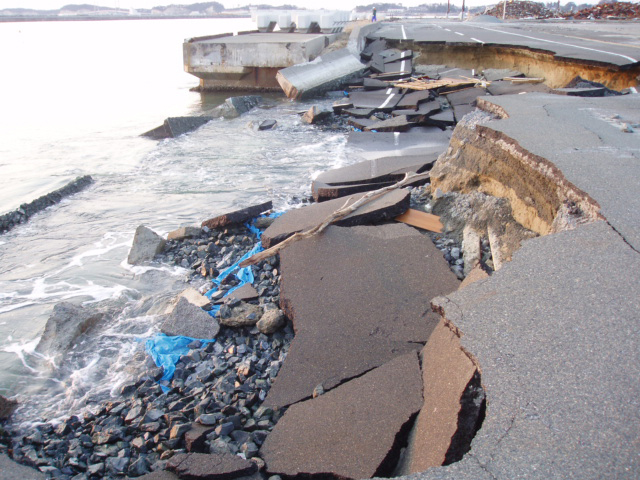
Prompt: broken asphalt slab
<box><xmin>167</xmin><ymin>452</ymin><xmax>257</xmax><ymax>479</ymax></box>
<box><xmin>312</xmin><ymin>153</ymin><xmax>437</xmax><ymax>201</ymax></box>
<box><xmin>201</xmin><ymin>201</ymin><xmax>272</xmax><ymax>230</ymax></box>
<box><xmin>364</xmin><ymin>115</ymin><xmax>416</xmax><ymax>132</ymax></box>
<box><xmin>396</xmin><ymin>319</ymin><xmax>478</xmax><ymax>475</ymax></box>
<box><xmin>261</xmin><ymin>352</ymin><xmax>423</xmax><ymax>480</ymax></box>
<box><xmin>261</xmin><ymin>189</ymin><xmax>410</xmax><ymax>248</ymax></box>
<box><xmin>347</xmin><ymin>127</ymin><xmax>451</xmax><ymax>157</ymax></box>
<box><xmin>413</xmin><ymin>221</ymin><xmax>640</xmax><ymax>480</ymax></box>
<box><xmin>264</xmin><ymin>223</ymin><xmax>459</xmax><ymax>409</ymax></box>
<box><xmin>349</xmin><ymin>91</ymin><xmax>404</xmax><ymax>112</ymax></box>
<box><xmin>313</xmin><ymin>172</ymin><xmax>430</xmax><ymax>202</ymax></box>
<box><xmin>476</xmin><ymin>93</ymin><xmax>640</xmax><ymax>250</ymax></box>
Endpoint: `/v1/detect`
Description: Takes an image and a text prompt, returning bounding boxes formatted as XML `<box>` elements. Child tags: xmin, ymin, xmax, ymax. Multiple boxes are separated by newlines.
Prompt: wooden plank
<box><xmin>395</xmin><ymin>209</ymin><xmax>443</xmax><ymax>233</ymax></box>
<box><xmin>392</xmin><ymin>77</ymin><xmax>476</xmax><ymax>91</ymax></box>
<box><xmin>505</xmin><ymin>77</ymin><xmax>545</xmax><ymax>84</ymax></box>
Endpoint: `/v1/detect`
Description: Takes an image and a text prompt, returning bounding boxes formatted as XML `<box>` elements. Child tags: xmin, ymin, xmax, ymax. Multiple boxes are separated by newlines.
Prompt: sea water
<box><xmin>0</xmin><ymin>18</ymin><xmax>352</xmax><ymax>424</ymax></box>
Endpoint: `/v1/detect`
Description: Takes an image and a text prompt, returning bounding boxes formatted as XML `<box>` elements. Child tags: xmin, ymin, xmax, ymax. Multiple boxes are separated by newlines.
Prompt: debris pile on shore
<box><xmin>483</xmin><ymin>1</ymin><xmax>557</xmax><ymax>19</ymax></box>
<box><xmin>562</xmin><ymin>1</ymin><xmax>640</xmax><ymax>19</ymax></box>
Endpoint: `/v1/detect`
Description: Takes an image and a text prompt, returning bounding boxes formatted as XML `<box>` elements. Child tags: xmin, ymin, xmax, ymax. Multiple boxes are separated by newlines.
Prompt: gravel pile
<box><xmin>409</xmin><ymin>186</ymin><xmax>494</xmax><ymax>279</ymax></box>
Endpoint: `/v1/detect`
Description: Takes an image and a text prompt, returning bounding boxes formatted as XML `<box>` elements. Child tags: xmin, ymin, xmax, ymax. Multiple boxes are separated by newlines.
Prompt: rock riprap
<box><xmin>261</xmin><ymin>352</ymin><xmax>423</xmax><ymax>479</ymax></box>
<box><xmin>264</xmin><ymin>223</ymin><xmax>460</xmax><ymax>410</ymax></box>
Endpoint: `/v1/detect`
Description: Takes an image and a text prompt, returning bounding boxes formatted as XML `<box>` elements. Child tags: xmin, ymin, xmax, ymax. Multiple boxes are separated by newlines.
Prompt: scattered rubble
<box><xmin>258</xmin><ymin>119</ymin><xmax>277</xmax><ymax>131</ymax></box>
<box><xmin>160</xmin><ymin>297</ymin><xmax>220</xmax><ymax>339</ymax></box>
<box><xmin>301</xmin><ymin>105</ymin><xmax>332</xmax><ymax>124</ymax></box>
<box><xmin>0</xmin><ymin>396</ymin><xmax>17</xmax><ymax>421</ymax></box>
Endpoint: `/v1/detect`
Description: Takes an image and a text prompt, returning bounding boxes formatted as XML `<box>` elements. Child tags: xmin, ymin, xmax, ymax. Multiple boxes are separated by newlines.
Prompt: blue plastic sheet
<box><xmin>204</xmin><ymin>212</ymin><xmax>283</xmax><ymax>316</ymax></box>
<box><xmin>144</xmin><ymin>333</ymin><xmax>215</xmax><ymax>392</ymax></box>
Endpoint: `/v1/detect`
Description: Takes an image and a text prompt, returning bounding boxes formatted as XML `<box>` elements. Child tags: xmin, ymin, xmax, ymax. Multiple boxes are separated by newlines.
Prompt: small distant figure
<box><xmin>372</xmin><ymin>7</ymin><xmax>377</xmax><ymax>22</ymax></box>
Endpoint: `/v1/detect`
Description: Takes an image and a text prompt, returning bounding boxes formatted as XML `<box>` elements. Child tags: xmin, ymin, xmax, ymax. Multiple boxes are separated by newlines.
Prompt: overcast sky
<box><xmin>0</xmin><ymin>0</ymin><xmax>592</xmax><ymax>10</ymax></box>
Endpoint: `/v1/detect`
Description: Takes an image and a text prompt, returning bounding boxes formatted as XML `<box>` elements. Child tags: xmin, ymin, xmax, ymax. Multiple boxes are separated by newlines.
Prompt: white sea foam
<box><xmin>2</xmin><ymin>337</ymin><xmax>43</xmax><ymax>374</ymax></box>
<box><xmin>55</xmin><ymin>232</ymin><xmax>131</xmax><ymax>275</ymax></box>
<box><xmin>120</xmin><ymin>258</ymin><xmax>189</xmax><ymax>277</ymax></box>
<box><xmin>0</xmin><ymin>279</ymin><xmax>132</xmax><ymax>314</ymax></box>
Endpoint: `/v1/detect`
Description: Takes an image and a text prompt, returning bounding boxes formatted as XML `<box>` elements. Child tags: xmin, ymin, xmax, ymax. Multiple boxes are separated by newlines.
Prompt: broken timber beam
<box><xmin>395</xmin><ymin>209</ymin><xmax>443</xmax><ymax>233</ymax></box>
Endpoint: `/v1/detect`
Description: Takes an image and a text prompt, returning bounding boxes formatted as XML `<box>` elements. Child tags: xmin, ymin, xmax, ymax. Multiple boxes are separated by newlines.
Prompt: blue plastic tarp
<box><xmin>144</xmin><ymin>333</ymin><xmax>214</xmax><ymax>392</ymax></box>
<box><xmin>204</xmin><ymin>212</ymin><xmax>283</xmax><ymax>316</ymax></box>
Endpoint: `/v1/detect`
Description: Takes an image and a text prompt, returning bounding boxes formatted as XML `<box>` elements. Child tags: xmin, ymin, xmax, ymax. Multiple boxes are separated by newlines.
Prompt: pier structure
<box><xmin>183</xmin><ymin>9</ymin><xmax>350</xmax><ymax>91</ymax></box>
<box><xmin>184</xmin><ymin>32</ymin><xmax>336</xmax><ymax>91</ymax></box>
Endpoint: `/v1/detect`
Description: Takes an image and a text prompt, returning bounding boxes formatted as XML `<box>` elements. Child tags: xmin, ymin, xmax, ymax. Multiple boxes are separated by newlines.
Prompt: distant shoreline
<box><xmin>0</xmin><ymin>14</ymin><xmax>250</xmax><ymax>23</ymax></box>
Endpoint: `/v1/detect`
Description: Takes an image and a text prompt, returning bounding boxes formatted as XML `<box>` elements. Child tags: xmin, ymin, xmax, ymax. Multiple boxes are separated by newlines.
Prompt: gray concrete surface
<box><xmin>393</xmin><ymin>220</ymin><xmax>639</xmax><ymax>480</ymax></box>
<box><xmin>479</xmin><ymin>93</ymin><xmax>640</xmax><ymax>251</ymax></box>
<box><xmin>372</xmin><ymin>20</ymin><xmax>640</xmax><ymax>66</ymax></box>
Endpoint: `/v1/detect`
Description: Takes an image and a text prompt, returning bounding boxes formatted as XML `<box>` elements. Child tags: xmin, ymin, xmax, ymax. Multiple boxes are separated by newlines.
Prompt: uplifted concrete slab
<box><xmin>261</xmin><ymin>189</ymin><xmax>410</xmax><ymax>248</ymax></box>
<box><xmin>396</xmin><ymin>90</ymin><xmax>434</xmax><ymax>109</ymax></box>
<box><xmin>277</xmin><ymin>48</ymin><xmax>366</xmax><ymax>100</ymax></box>
<box><xmin>445</xmin><ymin>87</ymin><xmax>489</xmax><ymax>106</ymax></box>
<box><xmin>478</xmin><ymin>93</ymin><xmax>640</xmax><ymax>251</ymax></box>
<box><xmin>261</xmin><ymin>352</ymin><xmax>423</xmax><ymax>479</ymax></box>
<box><xmin>411</xmin><ymin>221</ymin><xmax>640</xmax><ymax>480</ymax></box>
<box><xmin>264</xmin><ymin>224</ymin><xmax>459</xmax><ymax>409</ymax></box>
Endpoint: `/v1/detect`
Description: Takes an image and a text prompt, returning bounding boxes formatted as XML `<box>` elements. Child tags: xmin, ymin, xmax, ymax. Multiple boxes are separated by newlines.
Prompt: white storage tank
<box><xmin>278</xmin><ymin>14</ymin><xmax>291</xmax><ymax>30</ymax></box>
<box><xmin>295</xmin><ymin>13</ymin><xmax>312</xmax><ymax>29</ymax></box>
